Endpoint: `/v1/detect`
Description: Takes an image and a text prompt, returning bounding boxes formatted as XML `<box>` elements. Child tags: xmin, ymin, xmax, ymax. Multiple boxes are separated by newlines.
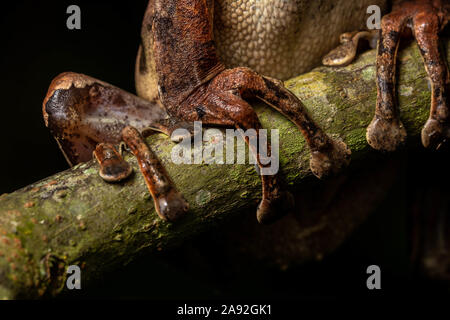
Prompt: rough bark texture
<box><xmin>0</xmin><ymin>40</ymin><xmax>445</xmax><ymax>299</ymax></box>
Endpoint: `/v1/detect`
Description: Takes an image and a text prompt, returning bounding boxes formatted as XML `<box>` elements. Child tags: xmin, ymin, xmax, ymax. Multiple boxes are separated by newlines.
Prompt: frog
<box><xmin>42</xmin><ymin>0</ymin><xmax>449</xmax><ymax>225</ymax></box>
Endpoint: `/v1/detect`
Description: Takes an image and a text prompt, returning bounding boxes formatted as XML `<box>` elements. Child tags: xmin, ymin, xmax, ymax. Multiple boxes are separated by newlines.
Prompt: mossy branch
<box><xmin>0</xmin><ymin>40</ymin><xmax>444</xmax><ymax>299</ymax></box>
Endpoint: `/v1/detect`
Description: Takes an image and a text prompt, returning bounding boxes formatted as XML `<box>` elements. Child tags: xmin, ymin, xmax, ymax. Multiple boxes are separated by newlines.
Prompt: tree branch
<box><xmin>0</xmin><ymin>40</ymin><xmax>444</xmax><ymax>298</ymax></box>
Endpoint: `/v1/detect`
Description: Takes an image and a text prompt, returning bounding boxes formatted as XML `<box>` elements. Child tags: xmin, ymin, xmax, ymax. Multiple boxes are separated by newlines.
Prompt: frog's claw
<box><xmin>310</xmin><ymin>138</ymin><xmax>352</xmax><ymax>179</ymax></box>
<box><xmin>93</xmin><ymin>143</ymin><xmax>133</xmax><ymax>182</ymax></box>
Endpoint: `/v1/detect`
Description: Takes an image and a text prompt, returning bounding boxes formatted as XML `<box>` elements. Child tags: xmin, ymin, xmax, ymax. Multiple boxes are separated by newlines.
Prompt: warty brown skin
<box><xmin>136</xmin><ymin>0</ymin><xmax>390</xmax><ymax>99</ymax></box>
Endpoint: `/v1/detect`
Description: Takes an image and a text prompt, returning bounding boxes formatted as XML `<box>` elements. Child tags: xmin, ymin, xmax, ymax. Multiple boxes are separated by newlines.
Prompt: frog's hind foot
<box><xmin>186</xmin><ymin>67</ymin><xmax>351</xmax><ymax>223</ymax></box>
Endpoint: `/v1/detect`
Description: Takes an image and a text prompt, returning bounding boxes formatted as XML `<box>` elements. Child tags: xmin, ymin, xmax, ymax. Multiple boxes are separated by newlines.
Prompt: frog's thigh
<box><xmin>43</xmin><ymin>72</ymin><xmax>171</xmax><ymax>165</ymax></box>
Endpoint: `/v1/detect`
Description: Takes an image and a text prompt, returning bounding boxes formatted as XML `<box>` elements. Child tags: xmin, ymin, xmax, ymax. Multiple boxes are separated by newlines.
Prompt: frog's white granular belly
<box><xmin>214</xmin><ymin>0</ymin><xmax>387</xmax><ymax>79</ymax></box>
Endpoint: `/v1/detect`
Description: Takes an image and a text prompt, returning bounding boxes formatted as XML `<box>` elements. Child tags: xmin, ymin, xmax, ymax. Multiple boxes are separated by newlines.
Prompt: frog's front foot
<box><xmin>97</xmin><ymin>128</ymin><xmax>189</xmax><ymax>221</ymax></box>
<box><xmin>372</xmin><ymin>0</ymin><xmax>450</xmax><ymax>151</ymax></box>
<box><xmin>94</xmin><ymin>126</ymin><xmax>190</xmax><ymax>222</ymax></box>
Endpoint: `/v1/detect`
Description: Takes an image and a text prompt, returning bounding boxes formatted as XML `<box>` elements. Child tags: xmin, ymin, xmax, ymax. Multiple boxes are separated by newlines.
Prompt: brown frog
<box><xmin>42</xmin><ymin>0</ymin><xmax>449</xmax><ymax>226</ymax></box>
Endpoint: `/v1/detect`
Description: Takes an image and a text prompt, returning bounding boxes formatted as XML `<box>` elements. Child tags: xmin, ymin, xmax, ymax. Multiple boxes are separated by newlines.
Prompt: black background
<box><xmin>0</xmin><ymin>0</ymin><xmax>449</xmax><ymax>300</ymax></box>
<box><xmin>0</xmin><ymin>0</ymin><xmax>146</xmax><ymax>191</ymax></box>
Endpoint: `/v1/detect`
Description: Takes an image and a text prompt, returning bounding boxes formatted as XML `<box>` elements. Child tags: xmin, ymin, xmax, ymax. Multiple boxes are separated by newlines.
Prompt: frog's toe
<box><xmin>256</xmin><ymin>190</ymin><xmax>294</xmax><ymax>224</ymax></box>
<box><xmin>94</xmin><ymin>143</ymin><xmax>133</xmax><ymax>182</ymax></box>
<box><xmin>310</xmin><ymin>138</ymin><xmax>351</xmax><ymax>179</ymax></box>
<box><xmin>99</xmin><ymin>160</ymin><xmax>133</xmax><ymax>182</ymax></box>
<box><xmin>366</xmin><ymin>116</ymin><xmax>407</xmax><ymax>152</ymax></box>
<box><xmin>156</xmin><ymin>189</ymin><xmax>189</xmax><ymax>222</ymax></box>
<box><xmin>421</xmin><ymin>118</ymin><xmax>450</xmax><ymax>150</ymax></box>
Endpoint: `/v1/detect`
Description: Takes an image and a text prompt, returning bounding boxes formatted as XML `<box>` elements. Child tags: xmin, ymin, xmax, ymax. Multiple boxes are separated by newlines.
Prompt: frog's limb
<box><xmin>325</xmin><ymin>0</ymin><xmax>450</xmax><ymax>151</ymax></box>
<box><xmin>205</xmin><ymin>68</ymin><xmax>351</xmax><ymax>179</ymax></box>
<box><xmin>172</xmin><ymin>66</ymin><xmax>350</xmax><ymax>222</ymax></box>
<box><xmin>173</xmin><ymin>81</ymin><xmax>294</xmax><ymax>224</ymax></box>
<box><xmin>93</xmin><ymin>143</ymin><xmax>133</xmax><ymax>182</ymax></box>
<box><xmin>122</xmin><ymin>126</ymin><xmax>189</xmax><ymax>222</ymax></box>
<box><xmin>322</xmin><ymin>30</ymin><xmax>379</xmax><ymax>67</ymax></box>
<box><xmin>414</xmin><ymin>11</ymin><xmax>450</xmax><ymax>149</ymax></box>
<box><xmin>43</xmin><ymin>72</ymin><xmax>190</xmax><ymax>221</ymax></box>
<box><xmin>43</xmin><ymin>72</ymin><xmax>180</xmax><ymax>165</ymax></box>
<box><xmin>322</xmin><ymin>17</ymin><xmax>406</xmax><ymax>151</ymax></box>
<box><xmin>369</xmin><ymin>0</ymin><xmax>450</xmax><ymax>151</ymax></box>
<box><xmin>255</xmin><ymin>75</ymin><xmax>351</xmax><ymax>178</ymax></box>
<box><xmin>367</xmin><ymin>10</ymin><xmax>409</xmax><ymax>152</ymax></box>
